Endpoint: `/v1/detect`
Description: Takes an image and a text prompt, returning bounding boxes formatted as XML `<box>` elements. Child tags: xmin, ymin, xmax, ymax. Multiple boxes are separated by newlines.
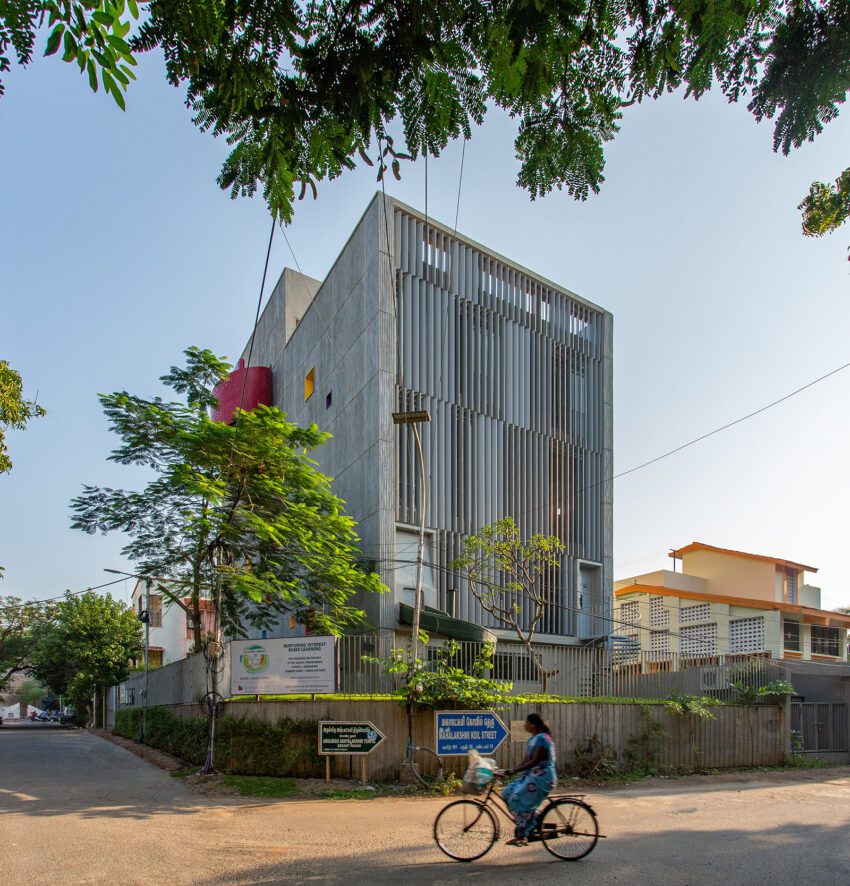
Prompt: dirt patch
<box><xmin>89</xmin><ymin>728</ymin><xmax>188</xmax><ymax>772</ymax></box>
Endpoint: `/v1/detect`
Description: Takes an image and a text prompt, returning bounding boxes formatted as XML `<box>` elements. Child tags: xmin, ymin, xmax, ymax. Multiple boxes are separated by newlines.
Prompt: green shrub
<box><xmin>111</xmin><ymin>706</ymin><xmax>323</xmax><ymax>777</ymax></box>
<box><xmin>364</xmin><ymin>638</ymin><xmax>513</xmax><ymax>709</ymax></box>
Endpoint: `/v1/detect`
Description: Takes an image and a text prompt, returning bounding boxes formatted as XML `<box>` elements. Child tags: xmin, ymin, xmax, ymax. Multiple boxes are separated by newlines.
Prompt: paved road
<box><xmin>2</xmin><ymin>725</ymin><xmax>849</xmax><ymax>885</ymax></box>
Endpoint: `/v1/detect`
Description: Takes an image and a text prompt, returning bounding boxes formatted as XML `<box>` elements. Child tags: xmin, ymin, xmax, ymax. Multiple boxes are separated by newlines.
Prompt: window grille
<box><xmin>783</xmin><ymin>621</ymin><xmax>801</xmax><ymax>652</ymax></box>
<box><xmin>619</xmin><ymin>601</ymin><xmax>639</xmax><ymax>626</ymax></box>
<box><xmin>649</xmin><ymin>596</ymin><xmax>668</xmax><ymax>627</ymax></box>
<box><xmin>492</xmin><ymin>652</ymin><xmax>538</xmax><ymax>682</ymax></box>
<box><xmin>811</xmin><ymin>626</ymin><xmax>840</xmax><ymax>657</ymax></box>
<box><xmin>680</xmin><ymin>623</ymin><xmax>718</xmax><ymax>657</ymax></box>
<box><xmin>148</xmin><ymin>594</ymin><xmax>163</xmax><ymax>628</ymax></box>
<box><xmin>729</xmin><ymin>617</ymin><xmax>765</xmax><ymax>654</ymax></box>
<box><xmin>785</xmin><ymin>567</ymin><xmax>798</xmax><ymax>605</ymax></box>
<box><xmin>650</xmin><ymin>630</ymin><xmax>669</xmax><ymax>655</ymax></box>
<box><xmin>680</xmin><ymin>603</ymin><xmax>711</xmax><ymax>623</ymax></box>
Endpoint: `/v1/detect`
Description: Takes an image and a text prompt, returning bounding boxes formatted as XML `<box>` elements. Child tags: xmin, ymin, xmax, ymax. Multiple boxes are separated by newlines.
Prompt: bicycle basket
<box><xmin>462</xmin><ymin>753</ymin><xmax>496</xmax><ymax>794</ymax></box>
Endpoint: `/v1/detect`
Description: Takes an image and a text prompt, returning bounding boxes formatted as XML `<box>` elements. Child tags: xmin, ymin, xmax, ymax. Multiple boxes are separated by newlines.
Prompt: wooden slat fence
<box><xmin>160</xmin><ymin>699</ymin><xmax>786</xmax><ymax>781</ymax></box>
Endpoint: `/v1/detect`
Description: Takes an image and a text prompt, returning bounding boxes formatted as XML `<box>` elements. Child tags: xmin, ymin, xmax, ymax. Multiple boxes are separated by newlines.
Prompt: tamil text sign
<box><xmin>230</xmin><ymin>636</ymin><xmax>335</xmax><ymax>695</ymax></box>
<box><xmin>318</xmin><ymin>721</ymin><xmax>386</xmax><ymax>756</ymax></box>
<box><xmin>435</xmin><ymin>710</ymin><xmax>508</xmax><ymax>756</ymax></box>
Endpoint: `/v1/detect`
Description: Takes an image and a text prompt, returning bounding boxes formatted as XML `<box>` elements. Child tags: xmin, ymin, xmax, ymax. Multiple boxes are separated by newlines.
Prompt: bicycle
<box><xmin>433</xmin><ymin>774</ymin><xmax>602</xmax><ymax>862</ymax></box>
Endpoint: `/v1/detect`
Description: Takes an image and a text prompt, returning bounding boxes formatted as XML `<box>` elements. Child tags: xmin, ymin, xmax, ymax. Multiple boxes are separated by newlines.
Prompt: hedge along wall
<box><xmin>112</xmin><ymin>707</ymin><xmax>323</xmax><ymax>777</ymax></box>
<box><xmin>114</xmin><ymin>699</ymin><xmax>788</xmax><ymax>781</ymax></box>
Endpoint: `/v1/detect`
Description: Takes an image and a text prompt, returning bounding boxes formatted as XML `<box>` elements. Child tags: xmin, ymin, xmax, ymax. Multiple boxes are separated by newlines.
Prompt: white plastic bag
<box><xmin>462</xmin><ymin>748</ymin><xmax>497</xmax><ymax>795</ymax></box>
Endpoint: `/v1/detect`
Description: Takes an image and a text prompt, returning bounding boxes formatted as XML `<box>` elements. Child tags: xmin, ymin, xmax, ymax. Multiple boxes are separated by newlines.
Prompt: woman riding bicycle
<box><xmin>499</xmin><ymin>712</ymin><xmax>557</xmax><ymax>846</ymax></box>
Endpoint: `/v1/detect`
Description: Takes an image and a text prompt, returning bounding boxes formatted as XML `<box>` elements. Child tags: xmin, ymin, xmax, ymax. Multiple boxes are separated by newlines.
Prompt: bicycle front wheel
<box><xmin>434</xmin><ymin>799</ymin><xmax>498</xmax><ymax>861</ymax></box>
<box><xmin>539</xmin><ymin>799</ymin><xmax>599</xmax><ymax>860</ymax></box>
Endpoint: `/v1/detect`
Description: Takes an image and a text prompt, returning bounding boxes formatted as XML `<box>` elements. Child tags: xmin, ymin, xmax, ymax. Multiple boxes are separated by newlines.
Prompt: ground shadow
<box><xmin>200</xmin><ymin>818</ymin><xmax>850</xmax><ymax>885</ymax></box>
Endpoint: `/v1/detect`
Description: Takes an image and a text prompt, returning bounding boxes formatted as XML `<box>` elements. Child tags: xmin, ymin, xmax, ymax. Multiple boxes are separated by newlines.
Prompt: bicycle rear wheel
<box><xmin>538</xmin><ymin>799</ymin><xmax>599</xmax><ymax>860</ymax></box>
<box><xmin>434</xmin><ymin>799</ymin><xmax>498</xmax><ymax>861</ymax></box>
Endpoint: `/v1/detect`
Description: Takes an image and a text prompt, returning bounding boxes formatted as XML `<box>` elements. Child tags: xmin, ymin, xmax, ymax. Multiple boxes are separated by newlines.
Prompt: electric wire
<box><xmin>19</xmin><ymin>575</ymin><xmax>133</xmax><ymax>608</ymax></box>
<box><xmin>496</xmin><ymin>356</ymin><xmax>850</xmax><ymax>530</ymax></box>
<box><xmin>589</xmin><ymin>358</ymin><xmax>850</xmax><ymax>491</ymax></box>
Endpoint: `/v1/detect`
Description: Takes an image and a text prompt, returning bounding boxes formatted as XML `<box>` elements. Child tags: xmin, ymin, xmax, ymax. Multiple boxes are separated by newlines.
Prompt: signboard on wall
<box><xmin>435</xmin><ymin>710</ymin><xmax>508</xmax><ymax>756</ymax></box>
<box><xmin>230</xmin><ymin>636</ymin><xmax>336</xmax><ymax>695</ymax></box>
<box><xmin>318</xmin><ymin>721</ymin><xmax>386</xmax><ymax>755</ymax></box>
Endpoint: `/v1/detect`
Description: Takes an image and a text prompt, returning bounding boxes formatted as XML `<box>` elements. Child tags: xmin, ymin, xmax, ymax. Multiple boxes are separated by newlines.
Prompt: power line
<box><xmin>19</xmin><ymin>576</ymin><xmax>130</xmax><ymax>608</ymax></box>
<box><xmin>503</xmin><ymin>356</ymin><xmax>850</xmax><ymax>528</ymax></box>
<box><xmin>602</xmin><ymin>359</ymin><xmax>850</xmax><ymax>489</ymax></box>
<box><xmin>231</xmin><ymin>217</ymin><xmax>277</xmax><ymax>435</ymax></box>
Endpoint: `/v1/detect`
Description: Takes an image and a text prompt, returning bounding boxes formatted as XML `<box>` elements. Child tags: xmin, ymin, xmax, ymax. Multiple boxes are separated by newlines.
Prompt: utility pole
<box><xmin>142</xmin><ymin>577</ymin><xmax>151</xmax><ymax>742</ymax></box>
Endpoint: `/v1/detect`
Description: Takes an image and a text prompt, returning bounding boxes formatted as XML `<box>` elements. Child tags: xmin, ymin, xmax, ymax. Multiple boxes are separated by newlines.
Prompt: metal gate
<box><xmin>790</xmin><ymin>702</ymin><xmax>848</xmax><ymax>753</ymax></box>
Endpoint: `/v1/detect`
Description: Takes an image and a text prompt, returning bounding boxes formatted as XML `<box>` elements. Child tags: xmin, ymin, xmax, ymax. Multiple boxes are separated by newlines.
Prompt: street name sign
<box><xmin>435</xmin><ymin>710</ymin><xmax>509</xmax><ymax>756</ymax></box>
<box><xmin>318</xmin><ymin>721</ymin><xmax>386</xmax><ymax>756</ymax></box>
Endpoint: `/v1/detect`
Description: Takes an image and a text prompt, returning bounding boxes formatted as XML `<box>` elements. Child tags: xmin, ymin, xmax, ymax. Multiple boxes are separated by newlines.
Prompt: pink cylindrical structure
<box><xmin>211</xmin><ymin>359</ymin><xmax>273</xmax><ymax>424</ymax></box>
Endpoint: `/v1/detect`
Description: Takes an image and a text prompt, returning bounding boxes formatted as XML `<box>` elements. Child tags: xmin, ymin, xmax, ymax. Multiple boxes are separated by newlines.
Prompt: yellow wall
<box><xmin>614</xmin><ymin>570</ymin><xmax>707</xmax><ymax>594</ymax></box>
<box><xmin>680</xmin><ymin>550</ymin><xmax>778</xmax><ymax>602</ymax></box>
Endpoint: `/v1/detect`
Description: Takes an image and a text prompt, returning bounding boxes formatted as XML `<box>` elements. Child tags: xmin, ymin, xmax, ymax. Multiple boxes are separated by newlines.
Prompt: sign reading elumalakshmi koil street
<box><xmin>230</xmin><ymin>636</ymin><xmax>336</xmax><ymax>695</ymax></box>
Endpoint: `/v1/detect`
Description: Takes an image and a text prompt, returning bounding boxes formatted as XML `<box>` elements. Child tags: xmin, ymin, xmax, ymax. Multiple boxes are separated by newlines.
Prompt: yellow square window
<box><xmin>304</xmin><ymin>367</ymin><xmax>315</xmax><ymax>401</ymax></box>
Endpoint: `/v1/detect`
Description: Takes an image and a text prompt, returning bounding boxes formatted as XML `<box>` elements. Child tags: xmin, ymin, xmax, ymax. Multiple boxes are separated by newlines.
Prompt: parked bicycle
<box><xmin>433</xmin><ymin>773</ymin><xmax>602</xmax><ymax>862</ymax></box>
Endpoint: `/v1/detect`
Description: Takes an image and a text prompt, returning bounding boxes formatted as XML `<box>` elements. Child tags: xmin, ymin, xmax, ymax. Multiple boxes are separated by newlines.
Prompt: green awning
<box><xmin>398</xmin><ymin>602</ymin><xmax>495</xmax><ymax>643</ymax></box>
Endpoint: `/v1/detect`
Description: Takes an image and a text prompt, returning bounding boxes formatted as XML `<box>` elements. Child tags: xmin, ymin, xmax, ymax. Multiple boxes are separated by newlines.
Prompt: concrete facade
<box><xmin>239</xmin><ymin>194</ymin><xmax>614</xmax><ymax>644</ymax></box>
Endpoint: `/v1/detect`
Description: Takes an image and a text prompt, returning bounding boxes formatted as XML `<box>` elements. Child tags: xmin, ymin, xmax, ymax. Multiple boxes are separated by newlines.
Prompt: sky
<box><xmin>1</xmin><ymin>42</ymin><xmax>849</xmax><ymax>611</ymax></box>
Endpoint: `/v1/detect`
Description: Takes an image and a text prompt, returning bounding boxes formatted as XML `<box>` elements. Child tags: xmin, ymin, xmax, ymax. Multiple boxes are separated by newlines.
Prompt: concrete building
<box><xmin>614</xmin><ymin>542</ymin><xmax>850</xmax><ymax>664</ymax></box>
<box><xmin>129</xmin><ymin>580</ymin><xmax>215</xmax><ymax>667</ymax></box>
<box><xmin>228</xmin><ymin>194</ymin><xmax>613</xmax><ymax>652</ymax></box>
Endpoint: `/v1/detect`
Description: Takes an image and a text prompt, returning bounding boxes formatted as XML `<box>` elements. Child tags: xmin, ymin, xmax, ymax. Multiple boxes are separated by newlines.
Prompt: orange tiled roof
<box><xmin>669</xmin><ymin>542</ymin><xmax>817</xmax><ymax>573</ymax></box>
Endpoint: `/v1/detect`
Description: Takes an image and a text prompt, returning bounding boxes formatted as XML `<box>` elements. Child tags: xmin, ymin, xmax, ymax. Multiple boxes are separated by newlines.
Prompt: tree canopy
<box><xmin>0</xmin><ymin>359</ymin><xmax>44</xmax><ymax>476</ymax></box>
<box><xmin>28</xmin><ymin>590</ymin><xmax>142</xmax><ymax>717</ymax></box>
<box><xmin>450</xmin><ymin>517</ymin><xmax>565</xmax><ymax>693</ymax></box>
<box><xmin>70</xmin><ymin>346</ymin><xmax>384</xmax><ymax>646</ymax></box>
<box><xmin>0</xmin><ymin>596</ymin><xmax>49</xmax><ymax>690</ymax></box>
<box><xmin>1</xmin><ymin>2</ymin><xmax>848</xmax><ymax>240</ymax></box>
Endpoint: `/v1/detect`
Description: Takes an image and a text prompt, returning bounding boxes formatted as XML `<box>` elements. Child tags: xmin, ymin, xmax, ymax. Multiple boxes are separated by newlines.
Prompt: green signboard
<box><xmin>318</xmin><ymin>720</ymin><xmax>386</xmax><ymax>756</ymax></box>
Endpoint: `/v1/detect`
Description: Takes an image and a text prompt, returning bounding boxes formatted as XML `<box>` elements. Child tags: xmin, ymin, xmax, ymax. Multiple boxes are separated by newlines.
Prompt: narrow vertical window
<box><xmin>785</xmin><ymin>567</ymin><xmax>797</xmax><ymax>604</ymax></box>
<box><xmin>304</xmin><ymin>367</ymin><xmax>315</xmax><ymax>401</ymax></box>
<box><xmin>326</xmin><ymin>391</ymin><xmax>332</xmax><ymax>410</ymax></box>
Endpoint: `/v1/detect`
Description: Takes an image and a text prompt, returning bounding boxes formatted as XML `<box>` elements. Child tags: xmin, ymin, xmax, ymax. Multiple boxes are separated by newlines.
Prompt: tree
<box><xmin>450</xmin><ymin>517</ymin><xmax>564</xmax><ymax>693</ymax></box>
<box><xmin>0</xmin><ymin>596</ymin><xmax>49</xmax><ymax>690</ymax></box>
<box><xmin>3</xmin><ymin>3</ymin><xmax>847</xmax><ymax>241</ymax></box>
<box><xmin>0</xmin><ymin>2</ymin><xmax>137</xmax><ymax>104</ymax></box>
<box><xmin>28</xmin><ymin>590</ymin><xmax>142</xmax><ymax>720</ymax></box>
<box><xmin>0</xmin><ymin>359</ymin><xmax>45</xmax><ymax>476</ymax></box>
<box><xmin>14</xmin><ymin>675</ymin><xmax>48</xmax><ymax>707</ymax></box>
<box><xmin>70</xmin><ymin>346</ymin><xmax>383</xmax><ymax>649</ymax></box>
<box><xmin>0</xmin><ymin>360</ymin><xmax>45</xmax><ymax>577</ymax></box>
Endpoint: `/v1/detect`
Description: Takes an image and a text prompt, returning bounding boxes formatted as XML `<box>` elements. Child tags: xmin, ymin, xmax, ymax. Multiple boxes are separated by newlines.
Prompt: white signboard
<box><xmin>231</xmin><ymin>636</ymin><xmax>336</xmax><ymax>695</ymax></box>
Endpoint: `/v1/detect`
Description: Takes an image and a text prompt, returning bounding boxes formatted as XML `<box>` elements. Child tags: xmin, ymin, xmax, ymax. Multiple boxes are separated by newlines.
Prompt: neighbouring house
<box><xmin>614</xmin><ymin>542</ymin><xmax>850</xmax><ymax>665</ymax></box>
<box><xmin>217</xmin><ymin>192</ymin><xmax>614</xmax><ymax>658</ymax></box>
<box><xmin>129</xmin><ymin>579</ymin><xmax>215</xmax><ymax>667</ymax></box>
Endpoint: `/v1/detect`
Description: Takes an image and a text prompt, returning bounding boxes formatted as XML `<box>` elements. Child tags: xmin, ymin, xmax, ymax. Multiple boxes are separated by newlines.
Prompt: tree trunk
<box><xmin>92</xmin><ymin>688</ymin><xmax>104</xmax><ymax>729</ymax></box>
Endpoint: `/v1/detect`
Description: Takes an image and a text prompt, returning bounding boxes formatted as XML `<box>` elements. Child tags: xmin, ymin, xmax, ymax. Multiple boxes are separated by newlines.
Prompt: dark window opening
<box><xmin>326</xmin><ymin>391</ymin><xmax>332</xmax><ymax>409</ymax></box>
<box><xmin>783</xmin><ymin>621</ymin><xmax>801</xmax><ymax>652</ymax></box>
<box><xmin>811</xmin><ymin>626</ymin><xmax>840</xmax><ymax>657</ymax></box>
